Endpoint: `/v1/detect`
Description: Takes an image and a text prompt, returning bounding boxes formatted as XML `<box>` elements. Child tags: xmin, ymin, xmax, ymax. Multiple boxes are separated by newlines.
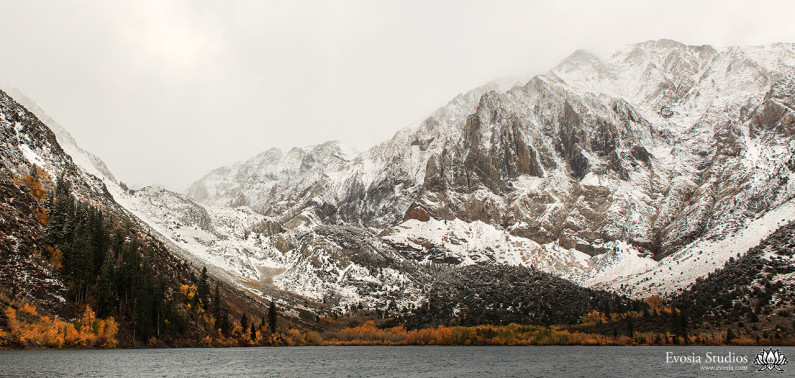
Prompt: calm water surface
<box><xmin>0</xmin><ymin>346</ymin><xmax>792</xmax><ymax>377</ymax></box>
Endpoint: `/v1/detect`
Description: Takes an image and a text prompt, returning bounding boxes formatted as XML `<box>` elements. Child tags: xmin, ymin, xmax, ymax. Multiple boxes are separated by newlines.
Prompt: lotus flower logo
<box><xmin>753</xmin><ymin>348</ymin><xmax>788</xmax><ymax>371</ymax></box>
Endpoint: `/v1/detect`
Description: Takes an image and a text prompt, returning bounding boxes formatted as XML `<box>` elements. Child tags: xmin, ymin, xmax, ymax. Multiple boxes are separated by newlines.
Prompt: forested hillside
<box><xmin>671</xmin><ymin>221</ymin><xmax>795</xmax><ymax>343</ymax></box>
<box><xmin>0</xmin><ymin>169</ymin><xmax>286</xmax><ymax>347</ymax></box>
<box><xmin>400</xmin><ymin>264</ymin><xmax>638</xmax><ymax>328</ymax></box>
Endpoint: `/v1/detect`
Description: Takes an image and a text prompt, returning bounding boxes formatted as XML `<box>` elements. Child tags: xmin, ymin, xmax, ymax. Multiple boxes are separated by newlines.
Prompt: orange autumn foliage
<box><xmin>1</xmin><ymin>302</ymin><xmax>118</xmax><ymax>348</ymax></box>
<box><xmin>19</xmin><ymin>302</ymin><xmax>38</xmax><ymax>317</ymax></box>
<box><xmin>15</xmin><ymin>168</ymin><xmax>52</xmax><ymax>225</ymax></box>
<box><xmin>645</xmin><ymin>296</ymin><xmax>675</xmax><ymax>315</ymax></box>
<box><xmin>50</xmin><ymin>248</ymin><xmax>63</xmax><ymax>269</ymax></box>
<box><xmin>180</xmin><ymin>284</ymin><xmax>197</xmax><ymax>301</ymax></box>
<box><xmin>17</xmin><ymin>173</ymin><xmax>47</xmax><ymax>202</ymax></box>
<box><xmin>317</xmin><ymin>321</ymin><xmax>786</xmax><ymax>347</ymax></box>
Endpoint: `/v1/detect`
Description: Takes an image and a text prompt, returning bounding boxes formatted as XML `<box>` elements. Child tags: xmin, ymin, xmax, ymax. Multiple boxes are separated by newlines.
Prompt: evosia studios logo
<box><xmin>753</xmin><ymin>348</ymin><xmax>789</xmax><ymax>372</ymax></box>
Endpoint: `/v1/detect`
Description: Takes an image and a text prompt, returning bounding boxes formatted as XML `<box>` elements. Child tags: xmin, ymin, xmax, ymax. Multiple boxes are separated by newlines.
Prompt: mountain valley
<box><xmin>2</xmin><ymin>39</ymin><xmax>795</xmax><ymax>346</ymax></box>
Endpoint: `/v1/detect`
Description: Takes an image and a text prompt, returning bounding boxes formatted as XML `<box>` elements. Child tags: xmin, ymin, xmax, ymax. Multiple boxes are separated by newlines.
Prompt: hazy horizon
<box><xmin>1</xmin><ymin>0</ymin><xmax>794</xmax><ymax>191</ymax></box>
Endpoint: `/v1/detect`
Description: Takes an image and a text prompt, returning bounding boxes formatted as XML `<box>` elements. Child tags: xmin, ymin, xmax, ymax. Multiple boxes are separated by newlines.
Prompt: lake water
<box><xmin>0</xmin><ymin>346</ymin><xmax>792</xmax><ymax>377</ymax></box>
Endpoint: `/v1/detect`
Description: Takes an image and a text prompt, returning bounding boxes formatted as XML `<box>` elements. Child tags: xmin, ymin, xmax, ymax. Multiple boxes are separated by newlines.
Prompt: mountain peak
<box><xmin>552</xmin><ymin>49</ymin><xmax>608</xmax><ymax>75</ymax></box>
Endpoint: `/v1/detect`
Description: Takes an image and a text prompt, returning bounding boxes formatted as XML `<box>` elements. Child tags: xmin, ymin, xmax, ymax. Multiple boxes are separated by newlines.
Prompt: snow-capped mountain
<box><xmin>186</xmin><ymin>78</ymin><xmax>524</xmax><ymax>230</ymax></box>
<box><xmin>173</xmin><ymin>40</ymin><xmax>795</xmax><ymax>303</ymax></box>
<box><xmin>6</xmin><ymin>40</ymin><xmax>793</xmax><ymax>314</ymax></box>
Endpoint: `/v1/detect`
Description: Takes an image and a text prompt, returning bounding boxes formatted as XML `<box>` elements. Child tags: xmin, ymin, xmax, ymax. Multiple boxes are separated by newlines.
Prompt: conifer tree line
<box><xmin>43</xmin><ymin>175</ymin><xmax>190</xmax><ymax>341</ymax></box>
<box><xmin>204</xmin><ymin>271</ymin><xmax>279</xmax><ymax>342</ymax></box>
<box><xmin>38</xmin><ymin>170</ymin><xmax>282</xmax><ymax>345</ymax></box>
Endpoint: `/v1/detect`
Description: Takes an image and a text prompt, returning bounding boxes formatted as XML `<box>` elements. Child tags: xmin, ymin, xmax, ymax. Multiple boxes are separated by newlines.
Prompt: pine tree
<box><xmin>626</xmin><ymin>318</ymin><xmax>634</xmax><ymax>337</ymax></box>
<box><xmin>220</xmin><ymin>311</ymin><xmax>231</xmax><ymax>337</ymax></box>
<box><xmin>88</xmin><ymin>208</ymin><xmax>109</xmax><ymax>277</ymax></box>
<box><xmin>134</xmin><ymin>259</ymin><xmax>156</xmax><ymax>341</ymax></box>
<box><xmin>241</xmin><ymin>313</ymin><xmax>248</xmax><ymax>331</ymax></box>
<box><xmin>65</xmin><ymin>222</ymin><xmax>95</xmax><ymax>306</ymax></box>
<box><xmin>61</xmin><ymin>197</ymin><xmax>76</xmax><ymax>245</ymax></box>
<box><xmin>268</xmin><ymin>301</ymin><xmax>277</xmax><ymax>333</ymax></box>
<box><xmin>111</xmin><ymin>228</ymin><xmax>126</xmax><ymax>258</ymax></box>
<box><xmin>198</xmin><ymin>267</ymin><xmax>209</xmax><ymax>306</ymax></box>
<box><xmin>45</xmin><ymin>176</ymin><xmax>73</xmax><ymax>246</ymax></box>
<box><xmin>214</xmin><ymin>315</ymin><xmax>222</xmax><ymax>335</ymax></box>
<box><xmin>96</xmin><ymin>252</ymin><xmax>116</xmax><ymax>318</ymax></box>
<box><xmin>213</xmin><ymin>284</ymin><xmax>222</xmax><ymax>319</ymax></box>
<box><xmin>152</xmin><ymin>279</ymin><xmax>166</xmax><ymax>339</ymax></box>
<box><xmin>678</xmin><ymin>312</ymin><xmax>689</xmax><ymax>344</ymax></box>
<box><xmin>725</xmin><ymin>329</ymin><xmax>735</xmax><ymax>344</ymax></box>
<box><xmin>119</xmin><ymin>238</ymin><xmax>141</xmax><ymax>305</ymax></box>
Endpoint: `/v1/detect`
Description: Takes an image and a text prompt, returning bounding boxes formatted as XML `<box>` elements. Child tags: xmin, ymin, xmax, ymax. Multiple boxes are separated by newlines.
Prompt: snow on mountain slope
<box><xmin>186</xmin><ymin>77</ymin><xmax>524</xmax><ymax>229</ymax></box>
<box><xmin>110</xmin><ymin>185</ymin><xmax>428</xmax><ymax>310</ymax></box>
<box><xmin>112</xmin><ymin>186</ymin><xmax>269</xmax><ymax>278</ymax></box>
<box><xmin>601</xmin><ymin>197</ymin><xmax>795</xmax><ymax>298</ymax></box>
<box><xmin>181</xmin><ymin>40</ymin><xmax>795</xmax><ymax>300</ymax></box>
<box><xmin>381</xmin><ymin>217</ymin><xmax>658</xmax><ymax>287</ymax></box>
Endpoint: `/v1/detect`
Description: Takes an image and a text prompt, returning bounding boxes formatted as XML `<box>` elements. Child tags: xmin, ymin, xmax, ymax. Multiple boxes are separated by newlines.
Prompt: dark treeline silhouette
<box><xmin>399</xmin><ymin>264</ymin><xmax>640</xmax><ymax>329</ymax></box>
<box><xmin>44</xmin><ymin>176</ymin><xmax>192</xmax><ymax>341</ymax></box>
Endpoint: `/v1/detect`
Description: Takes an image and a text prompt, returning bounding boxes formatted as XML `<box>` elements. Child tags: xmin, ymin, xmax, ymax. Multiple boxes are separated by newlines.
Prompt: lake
<box><xmin>0</xmin><ymin>346</ymin><xmax>792</xmax><ymax>377</ymax></box>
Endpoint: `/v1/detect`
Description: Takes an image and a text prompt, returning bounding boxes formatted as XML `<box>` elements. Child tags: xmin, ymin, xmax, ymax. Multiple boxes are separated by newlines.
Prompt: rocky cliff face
<box><xmin>185</xmin><ymin>79</ymin><xmax>523</xmax><ymax>230</ymax></box>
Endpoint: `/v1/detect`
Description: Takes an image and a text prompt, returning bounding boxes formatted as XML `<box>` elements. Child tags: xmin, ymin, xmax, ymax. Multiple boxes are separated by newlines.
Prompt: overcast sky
<box><xmin>1</xmin><ymin>0</ymin><xmax>794</xmax><ymax>190</ymax></box>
